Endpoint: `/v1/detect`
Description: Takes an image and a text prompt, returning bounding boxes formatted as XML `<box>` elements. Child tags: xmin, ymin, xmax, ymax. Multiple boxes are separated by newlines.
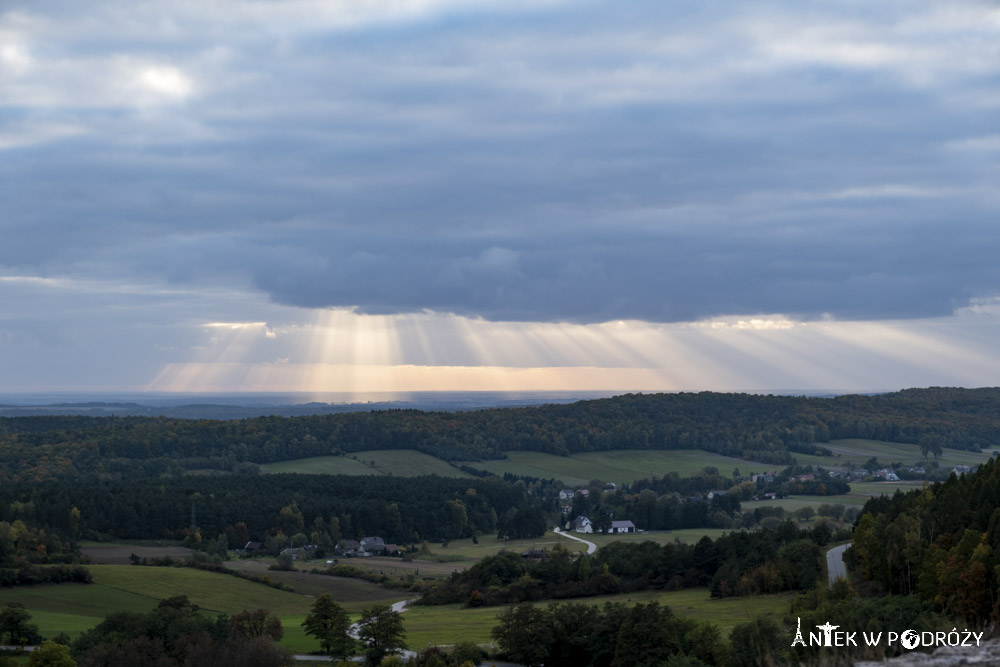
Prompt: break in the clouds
<box><xmin>3</xmin><ymin>0</ymin><xmax>1000</xmax><ymax>395</ymax></box>
<box><xmin>3</xmin><ymin>0</ymin><xmax>998</xmax><ymax>324</ymax></box>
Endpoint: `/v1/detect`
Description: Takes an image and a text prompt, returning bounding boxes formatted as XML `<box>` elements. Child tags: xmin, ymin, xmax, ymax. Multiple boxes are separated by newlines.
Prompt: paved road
<box><xmin>826</xmin><ymin>543</ymin><xmax>850</xmax><ymax>586</ymax></box>
<box><xmin>553</xmin><ymin>527</ymin><xmax>597</xmax><ymax>554</ymax></box>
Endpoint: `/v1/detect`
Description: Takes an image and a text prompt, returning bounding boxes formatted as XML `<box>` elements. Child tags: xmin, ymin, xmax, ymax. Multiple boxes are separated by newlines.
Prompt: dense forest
<box><xmin>847</xmin><ymin>455</ymin><xmax>1000</xmax><ymax>625</ymax></box>
<box><xmin>2</xmin><ymin>387</ymin><xmax>1000</xmax><ymax>483</ymax></box>
<box><xmin>0</xmin><ymin>475</ymin><xmax>531</xmax><ymax>547</ymax></box>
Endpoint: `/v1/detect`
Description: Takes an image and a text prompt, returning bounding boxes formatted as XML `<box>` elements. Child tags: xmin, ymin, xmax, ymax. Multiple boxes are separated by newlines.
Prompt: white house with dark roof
<box><xmin>608</xmin><ymin>520</ymin><xmax>635</xmax><ymax>534</ymax></box>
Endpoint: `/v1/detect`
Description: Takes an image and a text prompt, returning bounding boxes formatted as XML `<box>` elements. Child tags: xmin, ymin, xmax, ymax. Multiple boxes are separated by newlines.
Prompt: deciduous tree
<box><xmin>357</xmin><ymin>605</ymin><xmax>406</xmax><ymax>667</ymax></box>
<box><xmin>301</xmin><ymin>594</ymin><xmax>354</xmax><ymax>660</ymax></box>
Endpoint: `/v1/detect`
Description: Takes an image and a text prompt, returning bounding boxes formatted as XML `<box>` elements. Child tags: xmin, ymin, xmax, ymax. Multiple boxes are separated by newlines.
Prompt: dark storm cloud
<box><xmin>2</xmin><ymin>0</ymin><xmax>999</xmax><ymax>323</ymax></box>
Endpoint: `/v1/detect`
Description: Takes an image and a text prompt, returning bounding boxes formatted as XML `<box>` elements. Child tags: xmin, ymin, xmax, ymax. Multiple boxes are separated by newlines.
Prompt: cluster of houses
<box><xmin>332</xmin><ymin>536</ymin><xmax>400</xmax><ymax>558</ymax></box>
<box><xmin>245</xmin><ymin>535</ymin><xmax>401</xmax><ymax>560</ymax></box>
<box><xmin>569</xmin><ymin>516</ymin><xmax>636</xmax><ymax>535</ymax></box>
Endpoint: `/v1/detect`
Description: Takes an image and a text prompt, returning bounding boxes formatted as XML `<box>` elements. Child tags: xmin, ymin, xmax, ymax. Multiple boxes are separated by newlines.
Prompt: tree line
<box><xmin>3</xmin><ymin>388</ymin><xmax>999</xmax><ymax>483</ymax></box>
<box><xmin>419</xmin><ymin>519</ymin><xmax>843</xmax><ymax>606</ymax></box>
<box><xmin>0</xmin><ymin>474</ymin><xmax>533</xmax><ymax>547</ymax></box>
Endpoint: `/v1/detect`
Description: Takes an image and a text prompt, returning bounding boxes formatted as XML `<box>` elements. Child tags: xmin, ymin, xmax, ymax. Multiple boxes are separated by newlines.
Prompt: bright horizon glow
<box><xmin>139</xmin><ymin>305</ymin><xmax>1000</xmax><ymax>399</ymax></box>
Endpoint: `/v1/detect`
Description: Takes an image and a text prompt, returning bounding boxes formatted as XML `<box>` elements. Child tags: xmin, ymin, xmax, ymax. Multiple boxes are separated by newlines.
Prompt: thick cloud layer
<box><xmin>2</xmin><ymin>0</ymin><xmax>999</xmax><ymax>323</ymax></box>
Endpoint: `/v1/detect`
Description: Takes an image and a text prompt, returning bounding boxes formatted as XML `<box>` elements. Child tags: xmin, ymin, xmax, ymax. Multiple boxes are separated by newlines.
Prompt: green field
<box><xmin>0</xmin><ymin>565</ymin><xmax>327</xmax><ymax>650</ymax></box>
<box><xmin>403</xmin><ymin>587</ymin><xmax>793</xmax><ymax>650</ymax></box>
<box><xmin>261</xmin><ymin>440</ymin><xmax>992</xmax><ymax>489</ymax></box>
<box><xmin>225</xmin><ymin>559</ymin><xmax>409</xmax><ymax>610</ymax></box>
<box><xmin>790</xmin><ymin>439</ymin><xmax>993</xmax><ymax>471</ymax></box>
<box><xmin>420</xmin><ymin>531</ymin><xmax>588</xmax><ymax>560</ymax></box>
<box><xmin>0</xmin><ymin>565</ymin><xmax>792</xmax><ymax>654</ymax></box>
<box><xmin>261</xmin><ymin>449</ymin><xmax>471</xmax><ymax>477</ymax></box>
<box><xmin>459</xmin><ymin>449</ymin><xmax>758</xmax><ymax>487</ymax></box>
<box><xmin>88</xmin><ymin>565</ymin><xmax>315</xmax><ymax>616</ymax></box>
<box><xmin>583</xmin><ymin>528</ymin><xmax>732</xmax><ymax>548</ymax></box>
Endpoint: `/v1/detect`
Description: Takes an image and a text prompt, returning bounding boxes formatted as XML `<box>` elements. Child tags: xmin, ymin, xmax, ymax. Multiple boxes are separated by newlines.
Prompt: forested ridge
<box><xmin>1</xmin><ymin>387</ymin><xmax>999</xmax><ymax>482</ymax></box>
<box><xmin>849</xmin><ymin>454</ymin><xmax>1000</xmax><ymax>625</ymax></box>
<box><xmin>0</xmin><ymin>475</ymin><xmax>526</xmax><ymax>546</ymax></box>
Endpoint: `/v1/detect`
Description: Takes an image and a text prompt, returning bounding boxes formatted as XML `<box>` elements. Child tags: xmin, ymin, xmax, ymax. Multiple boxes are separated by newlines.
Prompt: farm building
<box><xmin>608</xmin><ymin>520</ymin><xmax>635</xmax><ymax>534</ymax></box>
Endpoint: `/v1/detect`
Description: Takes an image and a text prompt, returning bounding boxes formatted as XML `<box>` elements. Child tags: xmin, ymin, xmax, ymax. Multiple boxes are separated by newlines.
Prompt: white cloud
<box><xmin>138</xmin><ymin>65</ymin><xmax>194</xmax><ymax>99</ymax></box>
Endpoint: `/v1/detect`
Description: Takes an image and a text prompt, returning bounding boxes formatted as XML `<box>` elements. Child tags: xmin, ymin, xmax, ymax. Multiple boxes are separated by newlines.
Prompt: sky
<box><xmin>2</xmin><ymin>0</ymin><xmax>999</xmax><ymax>396</ymax></box>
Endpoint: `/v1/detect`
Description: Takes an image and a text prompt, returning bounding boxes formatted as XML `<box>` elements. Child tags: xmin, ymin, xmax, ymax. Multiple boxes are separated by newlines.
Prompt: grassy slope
<box><xmin>467</xmin><ymin>440</ymin><xmax>994</xmax><ymax>488</ymax></box>
<box><xmin>259</xmin><ymin>440</ymin><xmax>992</xmax><ymax>488</ymax></box>
<box><xmin>225</xmin><ymin>559</ymin><xmax>408</xmax><ymax>609</ymax></box>
<box><xmin>0</xmin><ymin>565</ymin><xmax>327</xmax><ymax>652</ymax></box>
<box><xmin>790</xmin><ymin>438</ymin><xmax>993</xmax><ymax>470</ymax></box>
<box><xmin>583</xmin><ymin>528</ymin><xmax>732</xmax><ymax>548</ymax></box>
<box><xmin>403</xmin><ymin>588</ymin><xmax>793</xmax><ymax>650</ymax></box>
<box><xmin>459</xmin><ymin>449</ymin><xmax>757</xmax><ymax>487</ymax></box>
<box><xmin>87</xmin><ymin>565</ymin><xmax>314</xmax><ymax>616</ymax></box>
<box><xmin>0</xmin><ymin>562</ymin><xmax>790</xmax><ymax>652</ymax></box>
<box><xmin>261</xmin><ymin>450</ymin><xmax>471</xmax><ymax>478</ymax></box>
<box><xmin>421</xmin><ymin>532</ymin><xmax>587</xmax><ymax>560</ymax></box>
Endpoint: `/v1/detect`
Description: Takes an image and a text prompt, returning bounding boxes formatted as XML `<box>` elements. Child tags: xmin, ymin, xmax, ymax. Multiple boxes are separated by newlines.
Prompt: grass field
<box><xmin>583</xmin><ymin>528</ymin><xmax>732</xmax><ymax>548</ymax></box>
<box><xmin>225</xmin><ymin>559</ymin><xmax>408</xmax><ymax>610</ymax></box>
<box><xmin>459</xmin><ymin>449</ymin><xmax>758</xmax><ymax>487</ymax></box>
<box><xmin>403</xmin><ymin>587</ymin><xmax>793</xmax><ymax>650</ymax></box>
<box><xmin>789</xmin><ymin>439</ymin><xmax>993</xmax><ymax>471</ymax></box>
<box><xmin>261</xmin><ymin>440</ymin><xmax>992</xmax><ymax>489</ymax></box>
<box><xmin>261</xmin><ymin>449</ymin><xmax>471</xmax><ymax>477</ymax></box>
<box><xmin>0</xmin><ymin>565</ymin><xmax>329</xmax><ymax>652</ymax></box>
<box><xmin>421</xmin><ymin>532</ymin><xmax>588</xmax><ymax>560</ymax></box>
<box><xmin>457</xmin><ymin>441</ymin><xmax>992</xmax><ymax>488</ymax></box>
<box><xmin>0</xmin><ymin>565</ymin><xmax>791</xmax><ymax>653</ymax></box>
<box><xmin>81</xmin><ymin>543</ymin><xmax>195</xmax><ymax>565</ymax></box>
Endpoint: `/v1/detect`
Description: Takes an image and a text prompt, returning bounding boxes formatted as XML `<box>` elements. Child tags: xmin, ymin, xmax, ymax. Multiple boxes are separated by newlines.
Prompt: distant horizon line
<box><xmin>0</xmin><ymin>386</ymin><xmax>952</xmax><ymax>404</ymax></box>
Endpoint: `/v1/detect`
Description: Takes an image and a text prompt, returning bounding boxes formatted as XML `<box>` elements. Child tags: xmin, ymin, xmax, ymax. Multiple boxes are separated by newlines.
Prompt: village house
<box><xmin>573</xmin><ymin>516</ymin><xmax>594</xmax><ymax>534</ymax></box>
<box><xmin>608</xmin><ymin>520</ymin><xmax>635</xmax><ymax>534</ymax></box>
<box><xmin>280</xmin><ymin>546</ymin><xmax>307</xmax><ymax>560</ymax></box>
<box><xmin>360</xmin><ymin>536</ymin><xmax>386</xmax><ymax>556</ymax></box>
<box><xmin>335</xmin><ymin>539</ymin><xmax>361</xmax><ymax>557</ymax></box>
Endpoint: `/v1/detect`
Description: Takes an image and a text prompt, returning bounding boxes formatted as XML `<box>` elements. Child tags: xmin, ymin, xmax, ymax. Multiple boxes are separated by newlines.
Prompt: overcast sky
<box><xmin>2</xmin><ymin>0</ymin><xmax>999</xmax><ymax>395</ymax></box>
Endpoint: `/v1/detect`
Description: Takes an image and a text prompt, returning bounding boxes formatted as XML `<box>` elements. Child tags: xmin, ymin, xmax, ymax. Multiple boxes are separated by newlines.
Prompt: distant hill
<box><xmin>1</xmin><ymin>387</ymin><xmax>998</xmax><ymax>482</ymax></box>
<box><xmin>0</xmin><ymin>390</ymin><xmax>611</xmax><ymax>419</ymax></box>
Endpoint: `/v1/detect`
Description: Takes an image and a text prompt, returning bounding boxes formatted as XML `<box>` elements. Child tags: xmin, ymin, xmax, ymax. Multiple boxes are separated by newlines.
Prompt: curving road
<box><xmin>553</xmin><ymin>527</ymin><xmax>597</xmax><ymax>554</ymax></box>
<box><xmin>827</xmin><ymin>543</ymin><xmax>850</xmax><ymax>586</ymax></box>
